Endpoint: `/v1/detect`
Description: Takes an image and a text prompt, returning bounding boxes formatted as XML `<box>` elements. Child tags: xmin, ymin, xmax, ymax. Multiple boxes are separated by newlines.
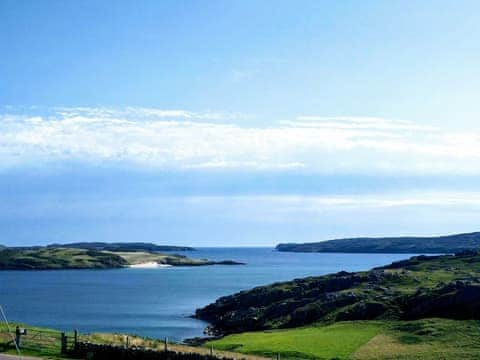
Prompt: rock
<box><xmin>336</xmin><ymin>301</ymin><xmax>388</xmax><ymax>321</ymax></box>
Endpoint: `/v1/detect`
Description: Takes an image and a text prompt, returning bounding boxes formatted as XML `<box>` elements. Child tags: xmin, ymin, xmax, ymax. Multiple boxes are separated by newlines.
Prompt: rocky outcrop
<box><xmin>402</xmin><ymin>281</ymin><xmax>480</xmax><ymax>319</ymax></box>
<box><xmin>196</xmin><ymin>251</ymin><xmax>480</xmax><ymax>335</ymax></box>
<box><xmin>195</xmin><ymin>271</ymin><xmax>372</xmax><ymax>335</ymax></box>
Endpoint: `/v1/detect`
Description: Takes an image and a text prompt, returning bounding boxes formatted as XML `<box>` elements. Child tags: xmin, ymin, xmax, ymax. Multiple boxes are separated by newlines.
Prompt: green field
<box><xmin>206</xmin><ymin>319</ymin><xmax>480</xmax><ymax>360</ymax></box>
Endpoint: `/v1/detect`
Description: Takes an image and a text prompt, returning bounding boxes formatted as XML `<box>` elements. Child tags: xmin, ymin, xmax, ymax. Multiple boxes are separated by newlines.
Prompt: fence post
<box><xmin>210</xmin><ymin>345</ymin><xmax>213</xmax><ymax>356</ymax></box>
<box><xmin>74</xmin><ymin>329</ymin><xmax>78</xmax><ymax>349</ymax></box>
<box><xmin>60</xmin><ymin>332</ymin><xmax>67</xmax><ymax>354</ymax></box>
<box><xmin>164</xmin><ymin>337</ymin><xmax>168</xmax><ymax>352</ymax></box>
<box><xmin>15</xmin><ymin>326</ymin><xmax>22</xmax><ymax>348</ymax></box>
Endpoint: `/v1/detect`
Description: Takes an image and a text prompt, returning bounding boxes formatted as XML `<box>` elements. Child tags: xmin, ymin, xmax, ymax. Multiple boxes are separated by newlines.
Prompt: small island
<box><xmin>0</xmin><ymin>243</ymin><xmax>244</xmax><ymax>270</ymax></box>
<box><xmin>276</xmin><ymin>231</ymin><xmax>480</xmax><ymax>254</ymax></box>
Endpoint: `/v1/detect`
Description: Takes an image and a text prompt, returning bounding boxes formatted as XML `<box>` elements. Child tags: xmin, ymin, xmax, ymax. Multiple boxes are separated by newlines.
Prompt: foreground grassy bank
<box><xmin>0</xmin><ymin>323</ymin><xmax>267</xmax><ymax>360</ymax></box>
<box><xmin>206</xmin><ymin>318</ymin><xmax>480</xmax><ymax>360</ymax></box>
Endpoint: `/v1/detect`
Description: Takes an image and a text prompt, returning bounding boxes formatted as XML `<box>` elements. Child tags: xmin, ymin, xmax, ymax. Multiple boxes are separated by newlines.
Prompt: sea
<box><xmin>0</xmin><ymin>248</ymin><xmax>416</xmax><ymax>341</ymax></box>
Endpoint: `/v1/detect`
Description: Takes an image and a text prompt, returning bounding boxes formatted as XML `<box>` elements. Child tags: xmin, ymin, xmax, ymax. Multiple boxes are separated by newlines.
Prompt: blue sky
<box><xmin>1</xmin><ymin>1</ymin><xmax>480</xmax><ymax>246</ymax></box>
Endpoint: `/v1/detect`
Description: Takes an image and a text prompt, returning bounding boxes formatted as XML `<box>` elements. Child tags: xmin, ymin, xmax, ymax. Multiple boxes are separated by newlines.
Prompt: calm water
<box><xmin>0</xmin><ymin>248</ymin><xmax>416</xmax><ymax>341</ymax></box>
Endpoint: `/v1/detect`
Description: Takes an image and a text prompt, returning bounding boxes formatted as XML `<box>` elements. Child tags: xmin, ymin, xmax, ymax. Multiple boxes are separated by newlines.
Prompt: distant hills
<box><xmin>7</xmin><ymin>242</ymin><xmax>194</xmax><ymax>252</ymax></box>
<box><xmin>46</xmin><ymin>242</ymin><xmax>194</xmax><ymax>252</ymax></box>
<box><xmin>276</xmin><ymin>232</ymin><xmax>480</xmax><ymax>254</ymax></box>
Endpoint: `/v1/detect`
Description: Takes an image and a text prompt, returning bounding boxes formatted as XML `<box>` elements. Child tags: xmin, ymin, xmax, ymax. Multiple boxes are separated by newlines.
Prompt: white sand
<box><xmin>129</xmin><ymin>262</ymin><xmax>172</xmax><ymax>268</ymax></box>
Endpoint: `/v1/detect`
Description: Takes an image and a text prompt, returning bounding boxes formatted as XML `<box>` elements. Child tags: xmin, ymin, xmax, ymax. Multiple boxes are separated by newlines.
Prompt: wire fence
<box><xmin>0</xmin><ymin>326</ymin><xmax>270</xmax><ymax>360</ymax></box>
<box><xmin>0</xmin><ymin>324</ymin><xmax>78</xmax><ymax>358</ymax></box>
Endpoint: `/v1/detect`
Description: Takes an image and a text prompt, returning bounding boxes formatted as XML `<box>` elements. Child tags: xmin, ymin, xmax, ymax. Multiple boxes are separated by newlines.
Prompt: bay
<box><xmin>0</xmin><ymin>248</ymin><xmax>416</xmax><ymax>341</ymax></box>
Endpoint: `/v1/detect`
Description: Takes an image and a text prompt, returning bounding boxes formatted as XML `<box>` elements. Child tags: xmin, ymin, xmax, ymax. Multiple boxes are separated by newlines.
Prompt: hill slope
<box><xmin>0</xmin><ymin>247</ymin><xmax>244</xmax><ymax>270</ymax></box>
<box><xmin>0</xmin><ymin>248</ymin><xmax>128</xmax><ymax>270</ymax></box>
<box><xmin>276</xmin><ymin>231</ymin><xmax>480</xmax><ymax>253</ymax></box>
<box><xmin>195</xmin><ymin>250</ymin><xmax>480</xmax><ymax>335</ymax></box>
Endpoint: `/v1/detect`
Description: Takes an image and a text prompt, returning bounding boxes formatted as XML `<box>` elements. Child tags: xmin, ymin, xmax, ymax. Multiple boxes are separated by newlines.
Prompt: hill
<box><xmin>0</xmin><ymin>247</ymin><xmax>243</xmax><ymax>270</ymax></box>
<box><xmin>276</xmin><ymin>231</ymin><xmax>480</xmax><ymax>253</ymax></box>
<box><xmin>0</xmin><ymin>248</ymin><xmax>128</xmax><ymax>270</ymax></box>
<box><xmin>47</xmin><ymin>241</ymin><xmax>194</xmax><ymax>252</ymax></box>
<box><xmin>195</xmin><ymin>250</ymin><xmax>480</xmax><ymax>335</ymax></box>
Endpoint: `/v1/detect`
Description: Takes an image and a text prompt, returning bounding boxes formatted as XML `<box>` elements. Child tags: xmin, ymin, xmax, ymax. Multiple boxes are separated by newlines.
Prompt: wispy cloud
<box><xmin>1</xmin><ymin>107</ymin><xmax>480</xmax><ymax>174</ymax></box>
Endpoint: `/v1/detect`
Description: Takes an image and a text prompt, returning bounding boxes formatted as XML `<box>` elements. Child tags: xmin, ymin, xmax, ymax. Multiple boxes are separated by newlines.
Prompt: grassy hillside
<box><xmin>206</xmin><ymin>319</ymin><xmax>480</xmax><ymax>360</ymax></box>
<box><xmin>0</xmin><ymin>246</ymin><xmax>243</xmax><ymax>270</ymax></box>
<box><xmin>0</xmin><ymin>322</ymin><xmax>268</xmax><ymax>360</ymax></box>
<box><xmin>276</xmin><ymin>231</ymin><xmax>480</xmax><ymax>253</ymax></box>
<box><xmin>0</xmin><ymin>322</ymin><xmax>71</xmax><ymax>359</ymax></box>
<box><xmin>113</xmin><ymin>251</ymin><xmax>244</xmax><ymax>266</ymax></box>
<box><xmin>196</xmin><ymin>251</ymin><xmax>480</xmax><ymax>335</ymax></box>
<box><xmin>0</xmin><ymin>247</ymin><xmax>128</xmax><ymax>270</ymax></box>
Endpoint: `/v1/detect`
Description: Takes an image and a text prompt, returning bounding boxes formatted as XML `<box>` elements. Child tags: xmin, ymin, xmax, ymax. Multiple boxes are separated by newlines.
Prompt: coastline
<box><xmin>129</xmin><ymin>262</ymin><xmax>172</xmax><ymax>268</ymax></box>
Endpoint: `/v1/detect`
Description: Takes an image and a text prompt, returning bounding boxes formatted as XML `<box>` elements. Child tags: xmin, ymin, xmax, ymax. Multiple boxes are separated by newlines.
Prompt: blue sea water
<box><xmin>0</xmin><ymin>248</ymin><xmax>416</xmax><ymax>341</ymax></box>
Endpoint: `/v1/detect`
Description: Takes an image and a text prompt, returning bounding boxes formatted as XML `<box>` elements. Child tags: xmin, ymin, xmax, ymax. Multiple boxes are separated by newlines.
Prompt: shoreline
<box><xmin>129</xmin><ymin>262</ymin><xmax>172</xmax><ymax>268</ymax></box>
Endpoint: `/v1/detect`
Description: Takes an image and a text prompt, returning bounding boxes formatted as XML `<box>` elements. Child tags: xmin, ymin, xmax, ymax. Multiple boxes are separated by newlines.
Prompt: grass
<box><xmin>206</xmin><ymin>321</ymin><xmax>382</xmax><ymax>360</ymax></box>
<box><xmin>0</xmin><ymin>322</ymin><xmax>268</xmax><ymax>360</ymax></box>
<box><xmin>0</xmin><ymin>246</ymin><xmax>219</xmax><ymax>270</ymax></box>
<box><xmin>0</xmin><ymin>322</ymin><xmax>72</xmax><ymax>359</ymax></box>
<box><xmin>353</xmin><ymin>319</ymin><xmax>480</xmax><ymax>360</ymax></box>
<box><xmin>4</xmin><ymin>319</ymin><xmax>480</xmax><ymax>359</ymax></box>
<box><xmin>206</xmin><ymin>319</ymin><xmax>480</xmax><ymax>360</ymax></box>
<box><xmin>109</xmin><ymin>251</ymin><xmax>170</xmax><ymax>264</ymax></box>
<box><xmin>0</xmin><ymin>248</ymin><xmax>127</xmax><ymax>270</ymax></box>
<box><xmin>111</xmin><ymin>251</ymin><xmax>212</xmax><ymax>266</ymax></box>
<box><xmin>196</xmin><ymin>251</ymin><xmax>480</xmax><ymax>333</ymax></box>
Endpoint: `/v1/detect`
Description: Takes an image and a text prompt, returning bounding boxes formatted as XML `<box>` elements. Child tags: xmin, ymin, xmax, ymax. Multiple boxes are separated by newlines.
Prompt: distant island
<box><xmin>195</xmin><ymin>249</ymin><xmax>480</xmax><ymax>336</ymax></box>
<box><xmin>46</xmin><ymin>242</ymin><xmax>195</xmax><ymax>252</ymax></box>
<box><xmin>11</xmin><ymin>241</ymin><xmax>194</xmax><ymax>252</ymax></box>
<box><xmin>0</xmin><ymin>243</ymin><xmax>244</xmax><ymax>270</ymax></box>
<box><xmin>276</xmin><ymin>231</ymin><xmax>480</xmax><ymax>254</ymax></box>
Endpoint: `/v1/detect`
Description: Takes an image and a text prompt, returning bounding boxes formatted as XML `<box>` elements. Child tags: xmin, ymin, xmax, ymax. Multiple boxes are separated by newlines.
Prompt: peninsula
<box><xmin>276</xmin><ymin>231</ymin><xmax>480</xmax><ymax>254</ymax></box>
<box><xmin>196</xmin><ymin>250</ymin><xmax>480</xmax><ymax>335</ymax></box>
<box><xmin>0</xmin><ymin>243</ymin><xmax>244</xmax><ymax>270</ymax></box>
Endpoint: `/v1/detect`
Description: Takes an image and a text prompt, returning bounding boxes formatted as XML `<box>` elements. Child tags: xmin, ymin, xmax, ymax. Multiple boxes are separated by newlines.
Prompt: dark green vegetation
<box><xmin>206</xmin><ymin>318</ymin><xmax>480</xmax><ymax>360</ymax></box>
<box><xmin>276</xmin><ymin>231</ymin><xmax>480</xmax><ymax>253</ymax></box>
<box><xmin>0</xmin><ymin>246</ymin><xmax>243</xmax><ymax>270</ymax></box>
<box><xmin>196</xmin><ymin>251</ymin><xmax>480</xmax><ymax>335</ymax></box>
<box><xmin>47</xmin><ymin>241</ymin><xmax>194</xmax><ymax>252</ymax></box>
<box><xmin>0</xmin><ymin>247</ymin><xmax>128</xmax><ymax>270</ymax></box>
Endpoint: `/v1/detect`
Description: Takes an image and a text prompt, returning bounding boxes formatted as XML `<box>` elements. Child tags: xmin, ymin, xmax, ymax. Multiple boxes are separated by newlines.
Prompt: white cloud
<box><xmin>1</xmin><ymin>107</ymin><xmax>480</xmax><ymax>174</ymax></box>
<box><xmin>187</xmin><ymin>191</ymin><xmax>480</xmax><ymax>208</ymax></box>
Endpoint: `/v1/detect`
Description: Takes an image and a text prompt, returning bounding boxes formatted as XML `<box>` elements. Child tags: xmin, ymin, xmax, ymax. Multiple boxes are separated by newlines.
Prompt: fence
<box><xmin>72</xmin><ymin>342</ymin><xmax>236</xmax><ymax>360</ymax></box>
<box><xmin>0</xmin><ymin>326</ymin><xmax>270</xmax><ymax>360</ymax></box>
<box><xmin>0</xmin><ymin>325</ymin><xmax>75</xmax><ymax>357</ymax></box>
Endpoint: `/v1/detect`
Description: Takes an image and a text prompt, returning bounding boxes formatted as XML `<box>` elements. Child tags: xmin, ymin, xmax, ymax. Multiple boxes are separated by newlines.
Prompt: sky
<box><xmin>1</xmin><ymin>0</ymin><xmax>480</xmax><ymax>246</ymax></box>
